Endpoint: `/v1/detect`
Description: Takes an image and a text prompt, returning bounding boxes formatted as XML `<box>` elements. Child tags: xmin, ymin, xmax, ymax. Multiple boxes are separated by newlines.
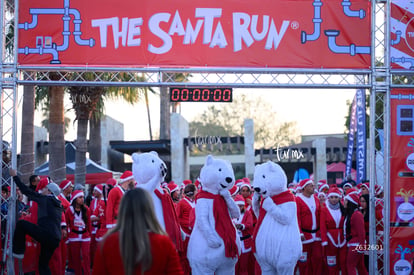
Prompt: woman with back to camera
<box><xmin>92</xmin><ymin>188</ymin><xmax>184</xmax><ymax>275</ymax></box>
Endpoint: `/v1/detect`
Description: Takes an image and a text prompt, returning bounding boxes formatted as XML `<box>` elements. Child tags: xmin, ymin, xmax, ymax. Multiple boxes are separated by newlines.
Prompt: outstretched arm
<box><xmin>10</xmin><ymin>169</ymin><xmax>41</xmax><ymax>202</ymax></box>
<box><xmin>220</xmin><ymin>189</ymin><xmax>240</xmax><ymax>219</ymax></box>
<box><xmin>252</xmin><ymin>191</ymin><xmax>261</xmax><ymax>218</ymax></box>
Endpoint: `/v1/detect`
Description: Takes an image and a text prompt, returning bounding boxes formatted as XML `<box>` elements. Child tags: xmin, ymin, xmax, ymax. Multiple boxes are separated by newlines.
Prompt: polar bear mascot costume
<box><xmin>187</xmin><ymin>155</ymin><xmax>241</xmax><ymax>275</ymax></box>
<box><xmin>132</xmin><ymin>151</ymin><xmax>182</xmax><ymax>251</ymax></box>
<box><xmin>252</xmin><ymin>161</ymin><xmax>302</xmax><ymax>274</ymax></box>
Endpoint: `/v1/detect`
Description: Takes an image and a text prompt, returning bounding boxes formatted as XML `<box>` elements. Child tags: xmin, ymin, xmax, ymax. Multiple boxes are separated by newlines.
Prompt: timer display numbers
<box><xmin>170</xmin><ymin>87</ymin><xmax>233</xmax><ymax>102</ymax></box>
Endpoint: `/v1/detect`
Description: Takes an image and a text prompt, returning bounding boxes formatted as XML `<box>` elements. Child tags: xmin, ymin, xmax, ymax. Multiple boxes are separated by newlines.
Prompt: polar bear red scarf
<box><xmin>252</xmin><ymin>190</ymin><xmax>296</xmax><ymax>252</ymax></box>
<box><xmin>154</xmin><ymin>189</ymin><xmax>183</xmax><ymax>251</ymax></box>
<box><xmin>197</xmin><ymin>190</ymin><xmax>238</xmax><ymax>258</ymax></box>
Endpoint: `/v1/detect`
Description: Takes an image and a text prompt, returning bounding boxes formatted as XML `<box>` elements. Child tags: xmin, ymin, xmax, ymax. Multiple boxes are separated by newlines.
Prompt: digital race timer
<box><xmin>169</xmin><ymin>87</ymin><xmax>233</xmax><ymax>102</ymax></box>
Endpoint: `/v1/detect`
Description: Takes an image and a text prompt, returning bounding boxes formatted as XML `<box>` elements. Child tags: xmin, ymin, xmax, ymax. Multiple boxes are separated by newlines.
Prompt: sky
<box><xmin>59</xmin><ymin>88</ymin><xmax>356</xmax><ymax>141</ymax></box>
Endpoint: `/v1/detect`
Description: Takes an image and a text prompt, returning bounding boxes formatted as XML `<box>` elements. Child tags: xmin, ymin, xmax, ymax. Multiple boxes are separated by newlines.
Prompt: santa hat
<box><xmin>167</xmin><ymin>182</ymin><xmax>179</xmax><ymax>193</ymax></box>
<box><xmin>327</xmin><ymin>187</ymin><xmax>342</xmax><ymax>198</ymax></box>
<box><xmin>357</xmin><ymin>181</ymin><xmax>369</xmax><ymax>190</ymax></box>
<box><xmin>234</xmin><ymin>195</ymin><xmax>245</xmax><ymax>206</ymax></box>
<box><xmin>93</xmin><ymin>184</ymin><xmax>104</xmax><ymax>194</ymax></box>
<box><xmin>70</xmin><ymin>190</ymin><xmax>84</xmax><ymax>204</ymax></box>
<box><xmin>119</xmin><ymin>171</ymin><xmax>134</xmax><ymax>184</ymax></box>
<box><xmin>36</xmin><ymin>178</ymin><xmax>49</xmax><ymax>192</ymax></box>
<box><xmin>344</xmin><ymin>188</ymin><xmax>359</xmax><ymax>205</ymax></box>
<box><xmin>375</xmin><ymin>184</ymin><xmax>383</xmax><ymax>196</ymax></box>
<box><xmin>317</xmin><ymin>179</ymin><xmax>327</xmax><ymax>187</ymax></box>
<box><xmin>318</xmin><ymin>182</ymin><xmax>329</xmax><ymax>193</ymax></box>
<box><xmin>106</xmin><ymin>178</ymin><xmax>117</xmax><ymax>187</ymax></box>
<box><xmin>194</xmin><ymin>179</ymin><xmax>201</xmax><ymax>189</ymax></box>
<box><xmin>318</xmin><ymin>192</ymin><xmax>326</xmax><ymax>199</ymax></box>
<box><xmin>299</xmin><ymin>178</ymin><xmax>314</xmax><ymax>190</ymax></box>
<box><xmin>182</xmin><ymin>179</ymin><xmax>192</xmax><ymax>186</ymax></box>
<box><xmin>229</xmin><ymin>185</ymin><xmax>239</xmax><ymax>196</ymax></box>
<box><xmin>239</xmin><ymin>181</ymin><xmax>252</xmax><ymax>191</ymax></box>
<box><xmin>242</xmin><ymin>177</ymin><xmax>250</xmax><ymax>184</ymax></box>
<box><xmin>235</xmin><ymin>179</ymin><xmax>244</xmax><ymax>187</ymax></box>
<box><xmin>59</xmin><ymin>179</ymin><xmax>73</xmax><ymax>191</ymax></box>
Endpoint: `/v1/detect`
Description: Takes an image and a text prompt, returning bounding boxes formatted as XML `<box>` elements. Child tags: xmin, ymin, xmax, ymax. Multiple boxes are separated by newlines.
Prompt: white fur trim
<box><xmin>345</xmin><ymin>194</ymin><xmax>358</xmax><ymax>205</ymax></box>
<box><xmin>119</xmin><ymin>175</ymin><xmax>134</xmax><ymax>183</ymax></box>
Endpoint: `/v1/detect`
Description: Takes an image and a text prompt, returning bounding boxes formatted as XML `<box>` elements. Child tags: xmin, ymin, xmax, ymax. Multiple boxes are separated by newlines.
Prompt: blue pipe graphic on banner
<box><xmin>346</xmin><ymin>95</ymin><xmax>356</xmax><ymax>177</ymax></box>
<box><xmin>356</xmin><ymin>89</ymin><xmax>366</xmax><ymax>183</ymax></box>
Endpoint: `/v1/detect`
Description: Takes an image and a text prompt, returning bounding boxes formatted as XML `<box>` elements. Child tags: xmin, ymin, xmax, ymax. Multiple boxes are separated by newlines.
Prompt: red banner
<box><xmin>390</xmin><ymin>88</ymin><xmax>414</xmax><ymax>275</ymax></box>
<box><xmin>18</xmin><ymin>0</ymin><xmax>371</xmax><ymax>68</ymax></box>
<box><xmin>390</xmin><ymin>0</ymin><xmax>414</xmax><ymax>70</ymax></box>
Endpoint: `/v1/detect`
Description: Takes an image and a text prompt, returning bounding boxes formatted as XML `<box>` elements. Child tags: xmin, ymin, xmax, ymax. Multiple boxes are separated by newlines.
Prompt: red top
<box><xmin>106</xmin><ymin>186</ymin><xmax>125</xmax><ymax>229</ymax></box>
<box><xmin>296</xmin><ymin>194</ymin><xmax>321</xmax><ymax>242</ymax></box>
<box><xmin>346</xmin><ymin>210</ymin><xmax>366</xmax><ymax>246</ymax></box>
<box><xmin>92</xmin><ymin>231</ymin><xmax>184</xmax><ymax>275</ymax></box>
<box><xmin>320</xmin><ymin>205</ymin><xmax>345</xmax><ymax>247</ymax></box>
<box><xmin>176</xmin><ymin>197</ymin><xmax>195</xmax><ymax>236</ymax></box>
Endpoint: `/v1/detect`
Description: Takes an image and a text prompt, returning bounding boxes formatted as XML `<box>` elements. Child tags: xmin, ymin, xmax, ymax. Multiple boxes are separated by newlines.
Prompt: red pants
<box><xmin>235</xmin><ymin>251</ymin><xmax>254</xmax><ymax>275</ymax></box>
<box><xmin>296</xmin><ymin>241</ymin><xmax>323</xmax><ymax>275</ymax></box>
<box><xmin>346</xmin><ymin>247</ymin><xmax>368</xmax><ymax>275</ymax></box>
<box><xmin>68</xmin><ymin>241</ymin><xmax>90</xmax><ymax>275</ymax></box>
<box><xmin>324</xmin><ymin>244</ymin><xmax>347</xmax><ymax>275</ymax></box>
<box><xmin>180</xmin><ymin>236</ymin><xmax>191</xmax><ymax>275</ymax></box>
<box><xmin>90</xmin><ymin>234</ymin><xmax>97</xmax><ymax>268</ymax></box>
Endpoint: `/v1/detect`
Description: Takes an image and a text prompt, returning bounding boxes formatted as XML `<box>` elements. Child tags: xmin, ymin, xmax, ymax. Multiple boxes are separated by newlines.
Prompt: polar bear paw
<box><xmin>262</xmin><ymin>197</ymin><xmax>275</xmax><ymax>211</ymax></box>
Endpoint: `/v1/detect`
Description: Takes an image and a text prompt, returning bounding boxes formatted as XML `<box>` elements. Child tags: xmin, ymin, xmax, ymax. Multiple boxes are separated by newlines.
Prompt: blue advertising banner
<box><xmin>356</xmin><ymin>89</ymin><xmax>366</xmax><ymax>183</ymax></box>
<box><xmin>346</xmin><ymin>95</ymin><xmax>357</xmax><ymax>177</ymax></box>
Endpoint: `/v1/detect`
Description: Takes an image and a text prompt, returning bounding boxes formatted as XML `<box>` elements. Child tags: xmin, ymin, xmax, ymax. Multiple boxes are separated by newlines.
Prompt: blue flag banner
<box><xmin>356</xmin><ymin>89</ymin><xmax>366</xmax><ymax>183</ymax></box>
<box><xmin>346</xmin><ymin>95</ymin><xmax>357</xmax><ymax>177</ymax></box>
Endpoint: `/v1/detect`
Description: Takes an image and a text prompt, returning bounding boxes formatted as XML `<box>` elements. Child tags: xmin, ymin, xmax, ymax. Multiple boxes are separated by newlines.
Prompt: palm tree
<box><xmin>159</xmin><ymin>73</ymin><xmax>190</xmax><ymax>139</ymax></box>
<box><xmin>19</xmin><ymin>73</ymin><xmax>35</xmax><ymax>184</ymax></box>
<box><xmin>68</xmin><ymin>85</ymin><xmax>104</xmax><ymax>185</ymax></box>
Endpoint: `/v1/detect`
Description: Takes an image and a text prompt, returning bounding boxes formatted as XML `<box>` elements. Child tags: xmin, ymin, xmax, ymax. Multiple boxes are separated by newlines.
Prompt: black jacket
<box><xmin>13</xmin><ymin>176</ymin><xmax>63</xmax><ymax>241</ymax></box>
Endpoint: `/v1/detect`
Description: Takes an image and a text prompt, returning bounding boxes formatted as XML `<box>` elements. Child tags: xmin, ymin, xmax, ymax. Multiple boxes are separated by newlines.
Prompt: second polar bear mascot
<box><xmin>252</xmin><ymin>161</ymin><xmax>302</xmax><ymax>275</ymax></box>
<box><xmin>132</xmin><ymin>151</ymin><xmax>182</xmax><ymax>251</ymax></box>
<box><xmin>187</xmin><ymin>155</ymin><xmax>241</xmax><ymax>275</ymax></box>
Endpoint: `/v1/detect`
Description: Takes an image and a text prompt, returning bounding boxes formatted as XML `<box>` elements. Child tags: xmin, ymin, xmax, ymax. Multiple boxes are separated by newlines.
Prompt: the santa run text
<box><xmin>91</xmin><ymin>8</ymin><xmax>290</xmax><ymax>54</ymax></box>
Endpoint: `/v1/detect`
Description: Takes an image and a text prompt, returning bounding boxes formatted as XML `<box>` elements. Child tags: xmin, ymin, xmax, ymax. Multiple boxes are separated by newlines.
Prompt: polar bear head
<box><xmin>199</xmin><ymin>155</ymin><xmax>235</xmax><ymax>194</ymax></box>
<box><xmin>132</xmin><ymin>151</ymin><xmax>167</xmax><ymax>189</ymax></box>
<box><xmin>253</xmin><ymin>161</ymin><xmax>287</xmax><ymax>197</ymax></box>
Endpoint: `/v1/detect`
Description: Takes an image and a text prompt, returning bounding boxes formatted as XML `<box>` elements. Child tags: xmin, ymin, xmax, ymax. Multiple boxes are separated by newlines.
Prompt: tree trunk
<box><xmin>19</xmin><ymin>74</ymin><xmax>35</xmax><ymax>184</ymax></box>
<box><xmin>159</xmin><ymin>73</ymin><xmax>171</xmax><ymax>139</ymax></box>
<box><xmin>75</xmin><ymin>118</ymin><xmax>88</xmax><ymax>185</ymax></box>
<box><xmin>89</xmin><ymin>116</ymin><xmax>101</xmax><ymax>165</ymax></box>
<box><xmin>48</xmin><ymin>83</ymin><xmax>66</xmax><ymax>183</ymax></box>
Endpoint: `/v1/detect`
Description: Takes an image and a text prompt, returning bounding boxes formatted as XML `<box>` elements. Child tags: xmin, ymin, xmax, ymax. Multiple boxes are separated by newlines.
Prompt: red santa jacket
<box><xmin>92</xmin><ymin>231</ymin><xmax>184</xmax><ymax>275</ymax></box>
<box><xmin>106</xmin><ymin>185</ymin><xmax>125</xmax><ymax>229</ymax></box>
<box><xmin>344</xmin><ymin>210</ymin><xmax>366</xmax><ymax>247</ymax></box>
<box><xmin>320</xmin><ymin>204</ymin><xmax>346</xmax><ymax>248</ymax></box>
<box><xmin>66</xmin><ymin>205</ymin><xmax>92</xmax><ymax>242</ymax></box>
<box><xmin>296</xmin><ymin>193</ymin><xmax>321</xmax><ymax>244</ymax></box>
<box><xmin>90</xmin><ymin>197</ymin><xmax>103</xmax><ymax>235</ymax></box>
<box><xmin>234</xmin><ymin>209</ymin><xmax>253</xmax><ymax>253</ymax></box>
<box><xmin>58</xmin><ymin>193</ymin><xmax>70</xmax><ymax>212</ymax></box>
<box><xmin>93</xmin><ymin>199</ymin><xmax>108</xmax><ymax>242</ymax></box>
<box><xmin>176</xmin><ymin>196</ymin><xmax>195</xmax><ymax>236</ymax></box>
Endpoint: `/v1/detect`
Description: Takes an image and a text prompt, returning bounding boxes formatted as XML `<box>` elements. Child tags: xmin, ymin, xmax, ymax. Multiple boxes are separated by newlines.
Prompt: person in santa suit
<box><xmin>344</xmin><ymin>188</ymin><xmax>368</xmax><ymax>275</ymax></box>
<box><xmin>58</xmin><ymin>179</ymin><xmax>73</xmax><ymax>273</ymax></box>
<box><xmin>167</xmin><ymin>181</ymin><xmax>181</xmax><ymax>204</ymax></box>
<box><xmin>295</xmin><ymin>178</ymin><xmax>323</xmax><ymax>275</ymax></box>
<box><xmin>59</xmin><ymin>179</ymin><xmax>74</xmax><ymax>209</ymax></box>
<box><xmin>233</xmin><ymin>195</ymin><xmax>254</xmax><ymax>275</ymax></box>
<box><xmin>320</xmin><ymin>187</ymin><xmax>346</xmax><ymax>275</ymax></box>
<box><xmin>92</xmin><ymin>187</ymin><xmax>183</xmax><ymax>275</ymax></box>
<box><xmin>106</xmin><ymin>171</ymin><xmax>135</xmax><ymax>229</ymax></box>
<box><xmin>66</xmin><ymin>190</ymin><xmax>92</xmax><ymax>275</ymax></box>
<box><xmin>89</xmin><ymin>184</ymin><xmax>104</xmax><ymax>268</ymax></box>
<box><xmin>176</xmin><ymin>182</ymin><xmax>197</xmax><ymax>275</ymax></box>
